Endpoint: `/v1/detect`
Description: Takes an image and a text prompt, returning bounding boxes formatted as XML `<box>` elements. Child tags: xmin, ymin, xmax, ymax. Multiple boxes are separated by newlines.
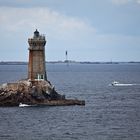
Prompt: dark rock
<box><xmin>0</xmin><ymin>80</ymin><xmax>85</xmax><ymax>106</ymax></box>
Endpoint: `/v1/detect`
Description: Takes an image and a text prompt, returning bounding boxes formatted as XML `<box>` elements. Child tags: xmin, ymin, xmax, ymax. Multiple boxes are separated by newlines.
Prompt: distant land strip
<box><xmin>0</xmin><ymin>61</ymin><xmax>140</xmax><ymax>65</ymax></box>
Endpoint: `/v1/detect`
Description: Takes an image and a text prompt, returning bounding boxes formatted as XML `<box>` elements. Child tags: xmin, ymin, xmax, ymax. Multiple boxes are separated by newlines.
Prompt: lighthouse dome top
<box><xmin>34</xmin><ymin>29</ymin><xmax>39</xmax><ymax>38</ymax></box>
<box><xmin>32</xmin><ymin>29</ymin><xmax>45</xmax><ymax>40</ymax></box>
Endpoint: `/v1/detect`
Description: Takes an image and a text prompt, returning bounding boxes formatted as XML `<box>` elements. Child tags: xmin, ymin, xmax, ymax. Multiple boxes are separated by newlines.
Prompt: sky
<box><xmin>0</xmin><ymin>0</ymin><xmax>140</xmax><ymax>62</ymax></box>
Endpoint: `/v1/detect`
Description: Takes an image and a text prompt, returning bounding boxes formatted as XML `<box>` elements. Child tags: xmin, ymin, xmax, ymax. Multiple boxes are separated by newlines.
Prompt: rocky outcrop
<box><xmin>0</xmin><ymin>80</ymin><xmax>85</xmax><ymax>106</ymax></box>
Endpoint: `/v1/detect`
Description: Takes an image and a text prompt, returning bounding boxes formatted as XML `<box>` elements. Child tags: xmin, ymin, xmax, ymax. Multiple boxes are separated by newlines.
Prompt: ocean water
<box><xmin>0</xmin><ymin>63</ymin><xmax>140</xmax><ymax>140</ymax></box>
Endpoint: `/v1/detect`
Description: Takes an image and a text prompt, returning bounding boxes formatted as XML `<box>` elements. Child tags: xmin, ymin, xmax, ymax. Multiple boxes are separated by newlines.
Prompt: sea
<box><xmin>0</xmin><ymin>63</ymin><xmax>140</xmax><ymax>140</ymax></box>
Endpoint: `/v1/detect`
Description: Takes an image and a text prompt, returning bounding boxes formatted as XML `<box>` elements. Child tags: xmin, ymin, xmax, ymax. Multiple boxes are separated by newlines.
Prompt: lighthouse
<box><xmin>28</xmin><ymin>29</ymin><xmax>47</xmax><ymax>81</ymax></box>
<box><xmin>0</xmin><ymin>30</ymin><xmax>85</xmax><ymax>106</ymax></box>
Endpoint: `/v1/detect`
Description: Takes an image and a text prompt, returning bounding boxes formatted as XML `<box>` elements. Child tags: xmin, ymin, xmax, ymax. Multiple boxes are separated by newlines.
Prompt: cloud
<box><xmin>0</xmin><ymin>6</ymin><xmax>96</xmax><ymax>61</ymax></box>
<box><xmin>111</xmin><ymin>0</ymin><xmax>131</xmax><ymax>5</ymax></box>
<box><xmin>111</xmin><ymin>0</ymin><xmax>140</xmax><ymax>5</ymax></box>
<box><xmin>0</xmin><ymin>7</ymin><xmax>95</xmax><ymax>41</ymax></box>
<box><xmin>136</xmin><ymin>0</ymin><xmax>140</xmax><ymax>3</ymax></box>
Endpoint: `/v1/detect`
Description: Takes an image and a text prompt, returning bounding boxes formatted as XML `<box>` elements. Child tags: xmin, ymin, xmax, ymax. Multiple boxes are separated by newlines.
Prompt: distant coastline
<box><xmin>0</xmin><ymin>61</ymin><xmax>28</xmax><ymax>65</ymax></box>
<box><xmin>0</xmin><ymin>61</ymin><xmax>140</xmax><ymax>65</ymax></box>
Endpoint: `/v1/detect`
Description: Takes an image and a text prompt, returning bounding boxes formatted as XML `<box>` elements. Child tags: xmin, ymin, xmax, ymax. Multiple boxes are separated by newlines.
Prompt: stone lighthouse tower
<box><xmin>28</xmin><ymin>29</ymin><xmax>47</xmax><ymax>81</ymax></box>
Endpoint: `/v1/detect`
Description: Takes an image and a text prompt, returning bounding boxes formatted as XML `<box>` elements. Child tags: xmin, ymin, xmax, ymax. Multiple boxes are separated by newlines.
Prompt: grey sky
<box><xmin>0</xmin><ymin>0</ymin><xmax>140</xmax><ymax>61</ymax></box>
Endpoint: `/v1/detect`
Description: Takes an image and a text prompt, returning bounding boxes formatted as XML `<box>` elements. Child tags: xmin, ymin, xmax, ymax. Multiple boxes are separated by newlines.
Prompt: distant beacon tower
<box><xmin>28</xmin><ymin>29</ymin><xmax>47</xmax><ymax>81</ymax></box>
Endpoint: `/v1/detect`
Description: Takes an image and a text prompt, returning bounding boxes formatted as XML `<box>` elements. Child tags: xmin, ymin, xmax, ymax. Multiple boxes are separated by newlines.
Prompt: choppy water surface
<box><xmin>0</xmin><ymin>63</ymin><xmax>140</xmax><ymax>140</ymax></box>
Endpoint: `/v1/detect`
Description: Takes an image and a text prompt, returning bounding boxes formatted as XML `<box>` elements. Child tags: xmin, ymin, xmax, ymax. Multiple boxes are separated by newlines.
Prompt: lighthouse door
<box><xmin>37</xmin><ymin>74</ymin><xmax>44</xmax><ymax>80</ymax></box>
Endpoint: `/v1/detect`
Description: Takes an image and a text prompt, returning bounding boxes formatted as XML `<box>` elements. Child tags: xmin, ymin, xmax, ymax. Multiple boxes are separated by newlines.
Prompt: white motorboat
<box><xmin>19</xmin><ymin>103</ymin><xmax>31</xmax><ymax>107</ymax></box>
<box><xmin>111</xmin><ymin>81</ymin><xmax>119</xmax><ymax>86</ymax></box>
<box><xmin>111</xmin><ymin>81</ymin><xmax>133</xmax><ymax>86</ymax></box>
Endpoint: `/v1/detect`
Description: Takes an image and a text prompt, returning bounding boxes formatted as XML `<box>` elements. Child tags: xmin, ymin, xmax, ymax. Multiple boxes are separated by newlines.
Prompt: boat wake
<box><xmin>109</xmin><ymin>81</ymin><xmax>140</xmax><ymax>87</ymax></box>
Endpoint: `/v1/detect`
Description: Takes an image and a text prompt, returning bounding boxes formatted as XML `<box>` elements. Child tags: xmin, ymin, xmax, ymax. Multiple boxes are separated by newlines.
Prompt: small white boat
<box><xmin>111</xmin><ymin>81</ymin><xmax>133</xmax><ymax>86</ymax></box>
<box><xmin>19</xmin><ymin>103</ymin><xmax>31</xmax><ymax>107</ymax></box>
<box><xmin>111</xmin><ymin>81</ymin><xmax>119</xmax><ymax>86</ymax></box>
